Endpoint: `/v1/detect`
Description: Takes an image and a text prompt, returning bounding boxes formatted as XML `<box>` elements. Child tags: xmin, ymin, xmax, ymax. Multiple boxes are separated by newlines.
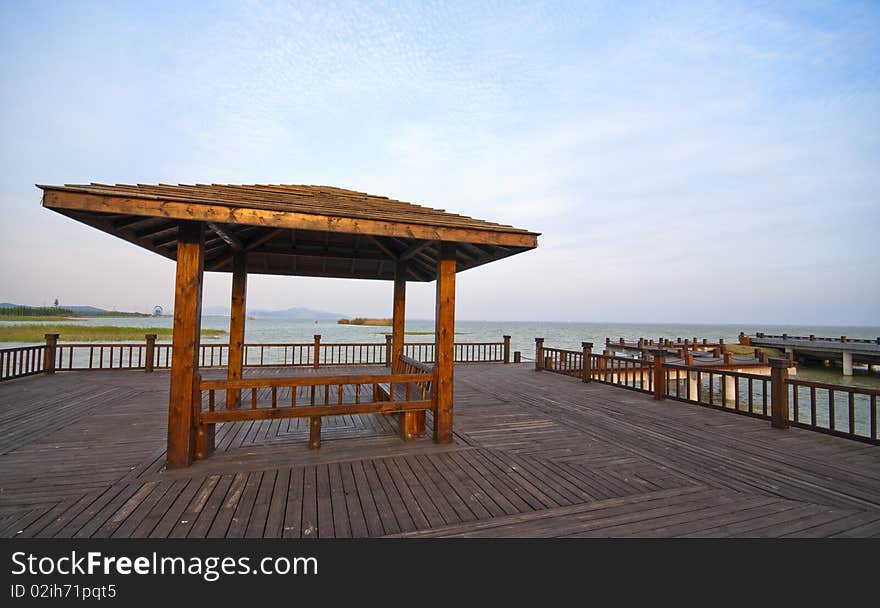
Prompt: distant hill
<box><xmin>250</xmin><ymin>307</ymin><xmax>347</xmax><ymax>320</ymax></box>
<box><xmin>201</xmin><ymin>305</ymin><xmax>348</xmax><ymax>320</ymax></box>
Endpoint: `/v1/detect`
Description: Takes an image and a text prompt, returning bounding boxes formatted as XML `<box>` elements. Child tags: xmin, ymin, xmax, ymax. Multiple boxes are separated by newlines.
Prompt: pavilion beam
<box><xmin>208</xmin><ymin>228</ymin><xmax>285</xmax><ymax>271</ymax></box>
<box><xmin>365</xmin><ymin>235</ymin><xmax>399</xmax><ymax>260</ymax></box>
<box><xmin>399</xmin><ymin>239</ymin><xmax>435</xmax><ymax>262</ymax></box>
<box><xmin>392</xmin><ymin>261</ymin><xmax>425</xmax><ymax>440</ymax></box>
<box><xmin>167</xmin><ymin>221</ymin><xmax>207</xmax><ymax>469</ymax></box>
<box><xmin>208</xmin><ymin>222</ymin><xmax>244</xmax><ymax>251</ymax></box>
<box><xmin>433</xmin><ymin>242</ymin><xmax>456</xmax><ymax>444</ymax></box>
<box><xmin>226</xmin><ymin>251</ymin><xmax>248</xmax><ymax>409</ymax></box>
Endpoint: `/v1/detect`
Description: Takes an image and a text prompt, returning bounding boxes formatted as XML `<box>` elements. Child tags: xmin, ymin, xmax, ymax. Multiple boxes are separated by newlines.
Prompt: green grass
<box><xmin>724</xmin><ymin>344</ymin><xmax>785</xmax><ymax>358</ymax></box>
<box><xmin>0</xmin><ymin>315</ymin><xmax>78</xmax><ymax>322</ymax></box>
<box><xmin>0</xmin><ymin>324</ymin><xmax>227</xmax><ymax>343</ymax></box>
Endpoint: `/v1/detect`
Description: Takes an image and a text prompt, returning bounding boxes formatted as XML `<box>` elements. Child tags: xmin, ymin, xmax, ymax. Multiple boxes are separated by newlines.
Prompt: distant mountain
<box><xmin>201</xmin><ymin>305</ymin><xmax>348</xmax><ymax>320</ymax></box>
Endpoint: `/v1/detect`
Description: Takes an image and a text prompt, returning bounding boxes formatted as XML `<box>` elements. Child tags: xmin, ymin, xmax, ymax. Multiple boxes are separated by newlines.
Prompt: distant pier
<box><xmin>743</xmin><ymin>333</ymin><xmax>880</xmax><ymax>376</ymax></box>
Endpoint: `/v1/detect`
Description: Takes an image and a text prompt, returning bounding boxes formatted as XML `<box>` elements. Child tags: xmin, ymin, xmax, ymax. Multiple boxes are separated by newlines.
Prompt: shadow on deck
<box><xmin>1</xmin><ymin>364</ymin><xmax>878</xmax><ymax>538</ymax></box>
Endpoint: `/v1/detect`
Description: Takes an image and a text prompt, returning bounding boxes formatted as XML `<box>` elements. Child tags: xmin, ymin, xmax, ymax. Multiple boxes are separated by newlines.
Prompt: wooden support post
<box><xmin>43</xmin><ymin>333</ymin><xmax>59</xmax><ymax>374</ymax></box>
<box><xmin>503</xmin><ymin>335</ymin><xmax>511</xmax><ymax>364</ymax></box>
<box><xmin>535</xmin><ymin>338</ymin><xmax>545</xmax><ymax>371</ymax></box>
<box><xmin>384</xmin><ymin>335</ymin><xmax>393</xmax><ymax>367</ymax></box>
<box><xmin>144</xmin><ymin>334</ymin><xmax>157</xmax><ymax>373</ymax></box>
<box><xmin>433</xmin><ymin>242</ymin><xmax>456</xmax><ymax>444</ymax></box>
<box><xmin>309</xmin><ymin>416</ymin><xmax>322</xmax><ymax>449</ymax></box>
<box><xmin>167</xmin><ymin>221</ymin><xmax>205</xmax><ymax>469</ymax></box>
<box><xmin>514</xmin><ymin>351</ymin><xmax>522</xmax><ymax>363</ymax></box>
<box><xmin>392</xmin><ymin>262</ymin><xmax>406</xmax><ymax>372</ymax></box>
<box><xmin>769</xmin><ymin>358</ymin><xmax>792</xmax><ymax>429</ymax></box>
<box><xmin>226</xmin><ymin>251</ymin><xmax>247</xmax><ymax>409</ymax></box>
<box><xmin>393</xmin><ymin>261</ymin><xmax>424</xmax><ymax>439</ymax></box>
<box><xmin>313</xmin><ymin>334</ymin><xmax>321</xmax><ymax>368</ymax></box>
<box><xmin>582</xmin><ymin>342</ymin><xmax>592</xmax><ymax>383</ymax></box>
<box><xmin>652</xmin><ymin>349</ymin><xmax>666</xmax><ymax>401</ymax></box>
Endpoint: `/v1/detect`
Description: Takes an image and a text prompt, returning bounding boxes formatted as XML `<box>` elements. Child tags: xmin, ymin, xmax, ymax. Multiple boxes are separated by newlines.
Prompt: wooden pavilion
<box><xmin>38</xmin><ymin>184</ymin><xmax>539</xmax><ymax>468</ymax></box>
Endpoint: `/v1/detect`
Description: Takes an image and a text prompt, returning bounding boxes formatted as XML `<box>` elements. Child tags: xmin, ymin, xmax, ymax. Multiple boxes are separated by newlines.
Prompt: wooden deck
<box><xmin>1</xmin><ymin>363</ymin><xmax>879</xmax><ymax>538</ymax></box>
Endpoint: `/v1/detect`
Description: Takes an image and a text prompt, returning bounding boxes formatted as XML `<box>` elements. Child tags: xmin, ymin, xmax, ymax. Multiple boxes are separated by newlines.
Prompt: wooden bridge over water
<box><xmin>2</xmin><ymin>362</ymin><xmax>878</xmax><ymax>538</ymax></box>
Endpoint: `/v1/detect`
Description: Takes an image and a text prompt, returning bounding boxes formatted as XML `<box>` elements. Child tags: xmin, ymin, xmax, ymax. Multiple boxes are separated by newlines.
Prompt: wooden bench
<box><xmin>376</xmin><ymin>354</ymin><xmax>435</xmax><ymax>439</ymax></box>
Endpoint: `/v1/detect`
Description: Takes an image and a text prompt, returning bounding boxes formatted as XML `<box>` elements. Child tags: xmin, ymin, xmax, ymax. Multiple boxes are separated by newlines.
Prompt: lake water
<box><xmin>4</xmin><ymin>317</ymin><xmax>878</xmax><ymax>387</ymax></box>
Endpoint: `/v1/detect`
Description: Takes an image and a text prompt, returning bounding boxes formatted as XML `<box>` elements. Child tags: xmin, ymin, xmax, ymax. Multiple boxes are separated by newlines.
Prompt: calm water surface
<box><xmin>3</xmin><ymin>317</ymin><xmax>879</xmax><ymax>386</ymax></box>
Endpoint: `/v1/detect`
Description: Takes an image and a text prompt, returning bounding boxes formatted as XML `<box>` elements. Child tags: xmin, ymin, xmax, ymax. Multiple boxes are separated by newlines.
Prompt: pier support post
<box><xmin>688</xmin><ymin>371</ymin><xmax>698</xmax><ymax>400</ymax></box>
<box><xmin>769</xmin><ymin>358</ymin><xmax>792</xmax><ymax>429</ymax></box>
<box><xmin>226</xmin><ymin>251</ymin><xmax>247</xmax><ymax>409</ymax></box>
<box><xmin>503</xmin><ymin>335</ymin><xmax>511</xmax><ymax>364</ymax></box>
<box><xmin>433</xmin><ymin>242</ymin><xmax>456</xmax><ymax>444</ymax></box>
<box><xmin>43</xmin><ymin>333</ymin><xmax>59</xmax><ymax>374</ymax></box>
<box><xmin>842</xmin><ymin>351</ymin><xmax>853</xmax><ymax>376</ymax></box>
<box><xmin>144</xmin><ymin>334</ymin><xmax>157</xmax><ymax>372</ymax></box>
<box><xmin>167</xmin><ymin>220</ymin><xmax>205</xmax><ymax>469</ymax></box>
<box><xmin>723</xmin><ymin>374</ymin><xmax>736</xmax><ymax>407</ymax></box>
<box><xmin>582</xmin><ymin>342</ymin><xmax>593</xmax><ymax>383</ymax></box>
<box><xmin>652</xmin><ymin>349</ymin><xmax>666</xmax><ymax>400</ymax></box>
<box><xmin>535</xmin><ymin>338</ymin><xmax>545</xmax><ymax>371</ymax></box>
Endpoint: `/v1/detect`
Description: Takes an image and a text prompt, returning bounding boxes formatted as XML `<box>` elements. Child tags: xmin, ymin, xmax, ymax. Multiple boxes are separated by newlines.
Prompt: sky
<box><xmin>0</xmin><ymin>0</ymin><xmax>877</xmax><ymax>324</ymax></box>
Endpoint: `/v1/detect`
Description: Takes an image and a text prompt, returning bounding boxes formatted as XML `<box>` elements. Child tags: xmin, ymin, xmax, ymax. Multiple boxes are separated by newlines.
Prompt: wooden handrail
<box><xmin>200</xmin><ymin>372</ymin><xmax>432</xmax><ymax>390</ymax></box>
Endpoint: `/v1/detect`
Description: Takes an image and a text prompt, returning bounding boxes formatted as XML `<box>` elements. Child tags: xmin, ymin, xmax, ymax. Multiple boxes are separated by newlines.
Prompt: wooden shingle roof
<box><xmin>38</xmin><ymin>183</ymin><xmax>539</xmax><ymax>281</ymax></box>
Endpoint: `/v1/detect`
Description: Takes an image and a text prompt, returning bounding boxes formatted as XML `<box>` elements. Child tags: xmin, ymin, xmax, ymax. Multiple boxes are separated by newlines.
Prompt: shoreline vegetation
<box><xmin>338</xmin><ymin>317</ymin><xmax>392</xmax><ymax>326</ymax></box>
<box><xmin>0</xmin><ymin>304</ymin><xmax>150</xmax><ymax>319</ymax></box>
<box><xmin>0</xmin><ymin>324</ymin><xmax>227</xmax><ymax>343</ymax></box>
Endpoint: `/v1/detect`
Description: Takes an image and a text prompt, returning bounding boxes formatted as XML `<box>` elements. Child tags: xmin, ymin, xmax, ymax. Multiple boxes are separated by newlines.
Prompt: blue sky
<box><xmin>0</xmin><ymin>0</ymin><xmax>877</xmax><ymax>324</ymax></box>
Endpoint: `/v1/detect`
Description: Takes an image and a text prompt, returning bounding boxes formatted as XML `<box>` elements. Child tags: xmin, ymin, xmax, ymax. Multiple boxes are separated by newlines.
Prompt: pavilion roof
<box><xmin>38</xmin><ymin>183</ymin><xmax>539</xmax><ymax>281</ymax></box>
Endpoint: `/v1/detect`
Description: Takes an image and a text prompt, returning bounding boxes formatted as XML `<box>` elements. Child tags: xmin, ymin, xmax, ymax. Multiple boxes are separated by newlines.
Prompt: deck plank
<box><xmin>0</xmin><ymin>364</ymin><xmax>878</xmax><ymax>538</ymax></box>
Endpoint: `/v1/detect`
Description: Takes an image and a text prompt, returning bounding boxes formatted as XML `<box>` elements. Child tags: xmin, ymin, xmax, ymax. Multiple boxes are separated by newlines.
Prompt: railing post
<box><xmin>582</xmin><ymin>342</ymin><xmax>592</xmax><ymax>383</ymax></box>
<box><xmin>514</xmin><ymin>351</ymin><xmax>521</xmax><ymax>363</ymax></box>
<box><xmin>652</xmin><ymin>349</ymin><xmax>666</xmax><ymax>400</ymax></box>
<box><xmin>769</xmin><ymin>358</ymin><xmax>792</xmax><ymax>429</ymax></box>
<box><xmin>534</xmin><ymin>338</ymin><xmax>544</xmax><ymax>371</ymax></box>
<box><xmin>385</xmin><ymin>334</ymin><xmax>393</xmax><ymax>368</ymax></box>
<box><xmin>144</xmin><ymin>334</ymin><xmax>157</xmax><ymax>373</ymax></box>
<box><xmin>43</xmin><ymin>333</ymin><xmax>59</xmax><ymax>374</ymax></box>
<box><xmin>313</xmin><ymin>334</ymin><xmax>321</xmax><ymax>369</ymax></box>
<box><xmin>503</xmin><ymin>335</ymin><xmax>511</xmax><ymax>364</ymax></box>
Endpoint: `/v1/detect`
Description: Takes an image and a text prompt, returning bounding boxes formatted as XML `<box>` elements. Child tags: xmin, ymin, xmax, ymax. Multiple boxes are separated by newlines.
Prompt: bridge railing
<box><xmin>753</xmin><ymin>333</ymin><xmax>880</xmax><ymax>345</ymax></box>
<box><xmin>535</xmin><ymin>338</ymin><xmax>879</xmax><ymax>445</ymax></box>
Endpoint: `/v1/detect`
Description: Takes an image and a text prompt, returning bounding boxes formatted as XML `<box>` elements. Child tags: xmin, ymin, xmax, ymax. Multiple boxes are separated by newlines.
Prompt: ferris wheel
<box><xmin>152</xmin><ymin>305</ymin><xmax>163</xmax><ymax>316</ymax></box>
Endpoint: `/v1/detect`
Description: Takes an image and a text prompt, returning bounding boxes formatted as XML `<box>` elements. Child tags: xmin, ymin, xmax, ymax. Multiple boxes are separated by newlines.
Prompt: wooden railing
<box><xmin>753</xmin><ymin>333</ymin><xmax>879</xmax><ymax>345</ymax></box>
<box><xmin>787</xmin><ymin>378</ymin><xmax>879</xmax><ymax>444</ymax></box>
<box><xmin>535</xmin><ymin>339</ymin><xmax>879</xmax><ymax>445</ymax></box>
<box><xmin>0</xmin><ymin>344</ymin><xmax>46</xmax><ymax>381</ymax></box>
<box><xmin>0</xmin><ymin>334</ymin><xmax>511</xmax><ymax>379</ymax></box>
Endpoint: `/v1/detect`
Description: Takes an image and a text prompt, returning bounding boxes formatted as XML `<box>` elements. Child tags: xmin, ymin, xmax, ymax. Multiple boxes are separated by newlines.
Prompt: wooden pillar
<box><xmin>652</xmin><ymin>349</ymin><xmax>666</xmax><ymax>400</ymax></box>
<box><xmin>503</xmin><ymin>335</ymin><xmax>511</xmax><ymax>364</ymax></box>
<box><xmin>226</xmin><ymin>251</ymin><xmax>247</xmax><ymax>409</ymax></box>
<box><xmin>313</xmin><ymin>334</ymin><xmax>321</xmax><ymax>368</ymax></box>
<box><xmin>769</xmin><ymin>358</ymin><xmax>792</xmax><ymax>429</ymax></box>
<box><xmin>144</xmin><ymin>334</ymin><xmax>157</xmax><ymax>373</ymax></box>
<box><xmin>392</xmin><ymin>262</ymin><xmax>407</xmax><ymax>372</ymax></box>
<box><xmin>43</xmin><ymin>333</ymin><xmax>59</xmax><ymax>374</ymax></box>
<box><xmin>394</xmin><ymin>261</ymin><xmax>425</xmax><ymax>439</ymax></box>
<box><xmin>167</xmin><ymin>221</ymin><xmax>206</xmax><ymax>469</ymax></box>
<box><xmin>582</xmin><ymin>342</ymin><xmax>593</xmax><ymax>383</ymax></box>
<box><xmin>433</xmin><ymin>242</ymin><xmax>456</xmax><ymax>444</ymax></box>
<box><xmin>535</xmin><ymin>338</ymin><xmax>545</xmax><ymax>371</ymax></box>
<box><xmin>384</xmin><ymin>335</ymin><xmax>393</xmax><ymax>367</ymax></box>
<box><xmin>514</xmin><ymin>351</ymin><xmax>522</xmax><ymax>363</ymax></box>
